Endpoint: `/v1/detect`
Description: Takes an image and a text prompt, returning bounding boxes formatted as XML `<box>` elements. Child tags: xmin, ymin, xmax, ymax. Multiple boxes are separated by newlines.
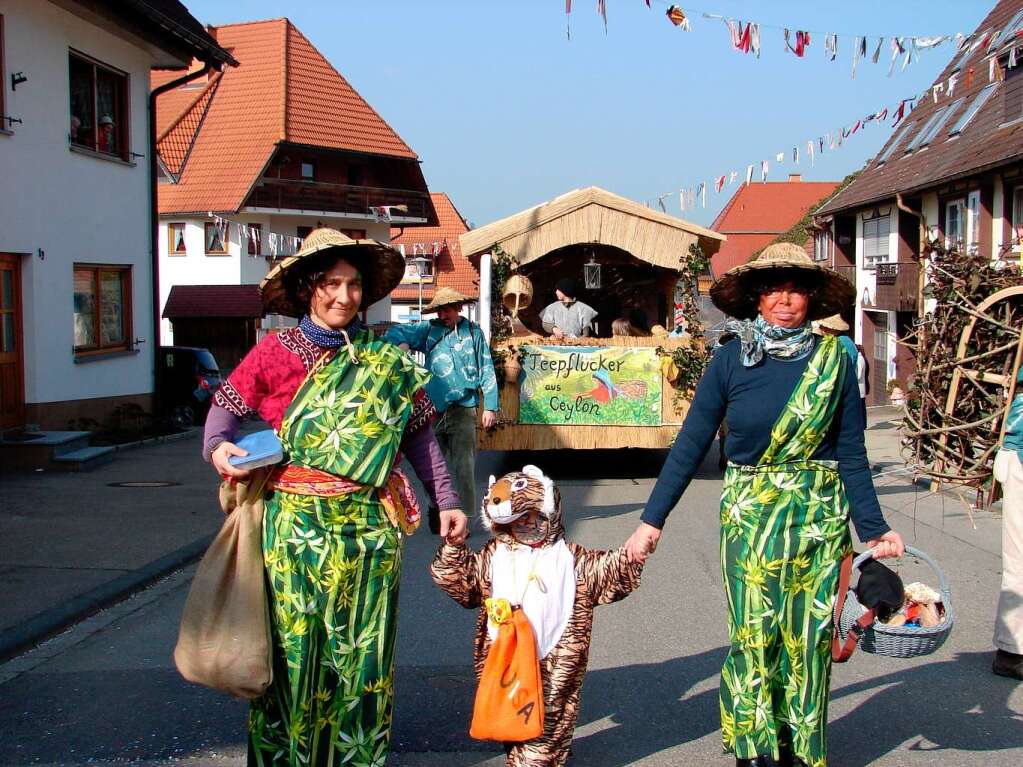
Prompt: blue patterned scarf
<box><xmin>299</xmin><ymin>315</ymin><xmax>365</xmax><ymax>348</ymax></box>
<box><xmin>722</xmin><ymin>316</ymin><xmax>815</xmax><ymax>367</ymax></box>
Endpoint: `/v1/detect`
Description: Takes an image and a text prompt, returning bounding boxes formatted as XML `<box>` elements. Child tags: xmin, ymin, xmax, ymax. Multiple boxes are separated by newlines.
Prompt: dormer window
<box><xmin>875</xmin><ymin>121</ymin><xmax>915</xmax><ymax>164</ymax></box>
<box><xmin>995</xmin><ymin>12</ymin><xmax>1023</xmax><ymax>49</ymax></box>
<box><xmin>951</xmin><ymin>83</ymin><xmax>997</xmax><ymax>135</ymax></box>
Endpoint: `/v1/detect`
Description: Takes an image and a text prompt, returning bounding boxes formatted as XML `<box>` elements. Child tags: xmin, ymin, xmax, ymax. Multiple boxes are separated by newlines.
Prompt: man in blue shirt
<box><xmin>993</xmin><ymin>366</ymin><xmax>1023</xmax><ymax>680</ymax></box>
<box><xmin>385</xmin><ymin>287</ymin><xmax>499</xmax><ymax>532</ymax></box>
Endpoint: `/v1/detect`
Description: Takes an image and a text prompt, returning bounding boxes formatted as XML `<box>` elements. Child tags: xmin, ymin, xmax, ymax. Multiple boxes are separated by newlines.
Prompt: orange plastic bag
<box><xmin>469</xmin><ymin>598</ymin><xmax>544</xmax><ymax>742</ymax></box>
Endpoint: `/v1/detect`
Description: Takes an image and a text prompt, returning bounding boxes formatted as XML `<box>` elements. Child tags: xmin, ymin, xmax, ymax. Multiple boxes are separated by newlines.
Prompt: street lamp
<box><xmin>413</xmin><ymin>254</ymin><xmax>431</xmax><ymax>320</ymax></box>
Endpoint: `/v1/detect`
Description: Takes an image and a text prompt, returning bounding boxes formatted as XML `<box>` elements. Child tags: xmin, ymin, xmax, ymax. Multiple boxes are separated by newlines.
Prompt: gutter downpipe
<box><xmin>148</xmin><ymin>63</ymin><xmax>216</xmax><ymax>408</ymax></box>
<box><xmin>895</xmin><ymin>192</ymin><xmax>927</xmax><ymax>321</ymax></box>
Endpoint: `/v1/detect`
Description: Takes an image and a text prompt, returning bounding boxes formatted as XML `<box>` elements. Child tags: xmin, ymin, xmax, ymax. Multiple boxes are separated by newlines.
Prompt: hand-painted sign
<box><xmin>516</xmin><ymin>345</ymin><xmax>662</xmax><ymax>426</ymax></box>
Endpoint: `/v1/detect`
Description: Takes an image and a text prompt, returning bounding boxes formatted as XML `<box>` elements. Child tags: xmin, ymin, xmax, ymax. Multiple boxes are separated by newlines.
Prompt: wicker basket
<box><xmin>836</xmin><ymin>545</ymin><xmax>953</xmax><ymax>659</ymax></box>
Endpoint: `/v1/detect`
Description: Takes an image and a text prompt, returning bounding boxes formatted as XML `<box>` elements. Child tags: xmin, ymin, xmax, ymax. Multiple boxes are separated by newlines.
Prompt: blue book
<box><xmin>228</xmin><ymin>429</ymin><xmax>284</xmax><ymax>469</ymax></box>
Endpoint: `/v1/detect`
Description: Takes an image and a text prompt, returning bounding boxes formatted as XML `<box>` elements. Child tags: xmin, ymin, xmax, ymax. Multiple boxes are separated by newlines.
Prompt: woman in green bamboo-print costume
<box><xmin>204</xmin><ymin>229</ymin><xmax>468</xmax><ymax>766</ymax></box>
<box><xmin>625</xmin><ymin>244</ymin><xmax>905</xmax><ymax>767</ymax></box>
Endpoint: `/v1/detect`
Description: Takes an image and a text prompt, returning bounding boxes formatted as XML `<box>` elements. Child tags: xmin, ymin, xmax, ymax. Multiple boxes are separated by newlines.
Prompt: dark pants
<box><xmin>429</xmin><ymin>405</ymin><xmax>478</xmax><ymax>531</ymax></box>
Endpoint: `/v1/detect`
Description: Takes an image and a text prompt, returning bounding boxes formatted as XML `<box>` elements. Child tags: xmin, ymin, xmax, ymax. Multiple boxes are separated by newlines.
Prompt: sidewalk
<box><xmin>0</xmin><ymin>405</ymin><xmax>1004</xmax><ymax>662</ymax></box>
<box><xmin>0</xmin><ymin>431</ymin><xmax>224</xmax><ymax>660</ymax></box>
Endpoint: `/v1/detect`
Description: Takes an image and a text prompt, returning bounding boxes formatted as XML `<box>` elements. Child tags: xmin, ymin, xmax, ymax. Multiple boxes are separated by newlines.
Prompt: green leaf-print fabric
<box><xmin>718</xmin><ymin>336</ymin><xmax>851</xmax><ymax>767</ymax></box>
<box><xmin>280</xmin><ymin>329</ymin><xmax>430</xmax><ymax>489</ymax></box>
<box><xmin>249</xmin><ymin>330</ymin><xmax>428</xmax><ymax>766</ymax></box>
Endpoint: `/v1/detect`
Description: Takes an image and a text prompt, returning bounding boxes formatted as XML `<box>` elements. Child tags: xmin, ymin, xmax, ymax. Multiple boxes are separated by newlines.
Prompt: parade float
<box><xmin>460</xmin><ymin>187</ymin><xmax>725</xmax><ymax>450</ymax></box>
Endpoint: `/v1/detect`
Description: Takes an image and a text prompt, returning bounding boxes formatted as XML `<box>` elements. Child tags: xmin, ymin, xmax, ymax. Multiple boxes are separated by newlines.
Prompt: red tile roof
<box><xmin>710</xmin><ymin>180</ymin><xmax>840</xmax><ymax>275</ymax></box>
<box><xmin>163</xmin><ymin>284</ymin><xmax>263</xmax><ymax>318</ymax></box>
<box><xmin>157</xmin><ymin>73</ymin><xmax>221</xmax><ymax>176</ymax></box>
<box><xmin>390</xmin><ymin>193</ymin><xmax>478</xmax><ymax>301</ymax></box>
<box><xmin>156</xmin><ymin>18</ymin><xmax>419</xmax><ymax>214</ymax></box>
<box><xmin>820</xmin><ymin>0</ymin><xmax>1023</xmax><ymax>215</ymax></box>
<box><xmin>284</xmin><ymin>23</ymin><xmax>415</xmax><ymax>159</ymax></box>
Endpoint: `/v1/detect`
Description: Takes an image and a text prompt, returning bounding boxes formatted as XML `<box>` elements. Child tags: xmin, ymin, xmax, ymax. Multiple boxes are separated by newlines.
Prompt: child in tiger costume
<box><xmin>430</xmin><ymin>465</ymin><xmax>643</xmax><ymax>766</ymax></box>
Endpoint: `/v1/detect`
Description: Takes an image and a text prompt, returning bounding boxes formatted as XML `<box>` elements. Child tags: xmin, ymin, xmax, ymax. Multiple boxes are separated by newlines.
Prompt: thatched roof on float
<box><xmin>459</xmin><ymin>186</ymin><xmax>725</xmax><ymax>271</ymax></box>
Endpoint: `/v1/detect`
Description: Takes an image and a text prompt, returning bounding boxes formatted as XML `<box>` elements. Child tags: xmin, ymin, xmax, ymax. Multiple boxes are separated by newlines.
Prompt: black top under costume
<box><xmin>642</xmin><ymin>336</ymin><xmax>890</xmax><ymax>541</ymax></box>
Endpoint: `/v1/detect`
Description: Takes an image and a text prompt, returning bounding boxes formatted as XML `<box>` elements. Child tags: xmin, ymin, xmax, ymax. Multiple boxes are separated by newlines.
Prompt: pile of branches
<box><xmin>902</xmin><ymin>243</ymin><xmax>1022</xmax><ymax>488</ymax></box>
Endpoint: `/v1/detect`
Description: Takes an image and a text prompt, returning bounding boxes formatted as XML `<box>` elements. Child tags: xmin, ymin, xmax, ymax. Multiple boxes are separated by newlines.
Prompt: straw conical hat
<box><xmin>423</xmin><ymin>286</ymin><xmax>472</xmax><ymax>313</ymax></box>
<box><xmin>259</xmin><ymin>228</ymin><xmax>405</xmax><ymax>317</ymax></box>
<box><xmin>709</xmin><ymin>242</ymin><xmax>854</xmax><ymax>321</ymax></box>
<box><xmin>818</xmin><ymin>313</ymin><xmax>850</xmax><ymax>332</ymax></box>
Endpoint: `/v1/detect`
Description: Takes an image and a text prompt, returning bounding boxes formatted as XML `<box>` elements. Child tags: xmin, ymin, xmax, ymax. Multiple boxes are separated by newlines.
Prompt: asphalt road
<box><xmin>1</xmin><ymin>445</ymin><xmax>1021</xmax><ymax>766</ymax></box>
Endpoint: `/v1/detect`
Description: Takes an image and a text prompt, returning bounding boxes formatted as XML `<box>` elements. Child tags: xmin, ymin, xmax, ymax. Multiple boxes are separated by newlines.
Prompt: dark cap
<box><xmin>555</xmin><ymin>277</ymin><xmax>580</xmax><ymax>299</ymax></box>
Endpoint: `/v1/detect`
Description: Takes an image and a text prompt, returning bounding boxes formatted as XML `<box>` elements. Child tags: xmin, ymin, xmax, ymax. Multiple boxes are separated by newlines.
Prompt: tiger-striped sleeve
<box><xmin>430</xmin><ymin>541</ymin><xmax>492</xmax><ymax>609</ymax></box>
<box><xmin>575</xmin><ymin>545</ymin><xmax>643</xmax><ymax>606</ymax></box>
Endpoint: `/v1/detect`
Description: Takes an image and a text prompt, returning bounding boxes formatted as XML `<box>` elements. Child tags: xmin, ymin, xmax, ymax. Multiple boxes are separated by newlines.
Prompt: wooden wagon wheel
<box><xmin>932</xmin><ymin>285</ymin><xmax>1023</xmax><ymax>492</ymax></box>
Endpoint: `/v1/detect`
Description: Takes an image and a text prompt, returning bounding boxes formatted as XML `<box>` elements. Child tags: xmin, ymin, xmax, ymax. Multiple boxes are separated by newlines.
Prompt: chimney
<box><xmin>788</xmin><ymin>173</ymin><xmax>802</xmax><ymax>182</ymax></box>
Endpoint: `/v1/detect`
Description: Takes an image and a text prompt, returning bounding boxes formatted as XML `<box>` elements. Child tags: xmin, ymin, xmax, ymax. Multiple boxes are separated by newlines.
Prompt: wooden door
<box><xmin>0</xmin><ymin>254</ymin><xmax>25</xmax><ymax>430</ymax></box>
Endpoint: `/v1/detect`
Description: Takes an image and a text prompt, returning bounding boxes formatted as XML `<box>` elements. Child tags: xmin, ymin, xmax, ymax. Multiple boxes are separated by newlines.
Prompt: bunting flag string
<box><xmin>641</xmin><ymin>24</ymin><xmax>1023</xmax><ymax>216</ymax></box>
<box><xmin>209</xmin><ymin>212</ymin><xmax>303</xmax><ymax>258</ymax></box>
<box><xmin>564</xmin><ymin>1</ymin><xmax>1023</xmax><ymax>81</ymax></box>
<box><xmin>643</xmin><ymin>73</ymin><xmax>980</xmax><ymax>214</ymax></box>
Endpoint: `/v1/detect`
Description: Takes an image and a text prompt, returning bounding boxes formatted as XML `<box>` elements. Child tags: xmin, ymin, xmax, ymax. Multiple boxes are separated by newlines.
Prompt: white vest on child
<box><xmin>490</xmin><ymin>540</ymin><xmax>576</xmax><ymax>659</ymax></box>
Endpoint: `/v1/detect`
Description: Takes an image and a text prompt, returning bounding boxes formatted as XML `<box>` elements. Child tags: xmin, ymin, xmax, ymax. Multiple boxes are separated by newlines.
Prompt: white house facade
<box><xmin>0</xmin><ymin>0</ymin><xmax>229</xmax><ymax>429</ymax></box>
<box><xmin>157</xmin><ymin>213</ymin><xmax>393</xmax><ymax>347</ymax></box>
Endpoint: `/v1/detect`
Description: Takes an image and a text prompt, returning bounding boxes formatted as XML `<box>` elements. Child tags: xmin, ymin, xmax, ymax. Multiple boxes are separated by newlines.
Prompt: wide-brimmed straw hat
<box><xmin>423</xmin><ymin>286</ymin><xmax>472</xmax><ymax>313</ymax></box>
<box><xmin>818</xmin><ymin>313</ymin><xmax>850</xmax><ymax>332</ymax></box>
<box><xmin>260</xmin><ymin>228</ymin><xmax>405</xmax><ymax>317</ymax></box>
<box><xmin>709</xmin><ymin>242</ymin><xmax>854</xmax><ymax>321</ymax></box>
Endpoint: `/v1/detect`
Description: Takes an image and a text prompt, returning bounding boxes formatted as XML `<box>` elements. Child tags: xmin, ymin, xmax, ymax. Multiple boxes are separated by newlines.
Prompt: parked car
<box><xmin>157</xmin><ymin>346</ymin><xmax>222</xmax><ymax>428</ymax></box>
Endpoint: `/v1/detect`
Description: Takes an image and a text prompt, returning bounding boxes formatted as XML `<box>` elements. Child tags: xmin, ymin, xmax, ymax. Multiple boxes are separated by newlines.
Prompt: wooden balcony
<box><xmin>873</xmin><ymin>261</ymin><xmax>919</xmax><ymax>312</ymax></box>
<box><xmin>246</xmin><ymin>178</ymin><xmax>433</xmax><ymax>221</ymax></box>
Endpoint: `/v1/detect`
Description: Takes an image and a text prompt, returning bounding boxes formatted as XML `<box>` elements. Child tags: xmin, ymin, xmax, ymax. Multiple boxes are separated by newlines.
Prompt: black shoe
<box><xmin>735</xmin><ymin>758</ymin><xmax>772</xmax><ymax>767</ymax></box>
<box><xmin>428</xmin><ymin>506</ymin><xmax>440</xmax><ymax>535</ymax></box>
<box><xmin>993</xmin><ymin>649</ymin><xmax>1023</xmax><ymax>680</ymax></box>
<box><xmin>776</xmin><ymin>743</ymin><xmax>797</xmax><ymax>767</ymax></box>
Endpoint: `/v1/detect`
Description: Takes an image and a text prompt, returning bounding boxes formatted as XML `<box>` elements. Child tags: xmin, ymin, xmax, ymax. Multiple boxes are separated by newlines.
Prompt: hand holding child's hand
<box><xmin>439</xmin><ymin>508</ymin><xmax>468</xmax><ymax>546</ymax></box>
<box><xmin>625</xmin><ymin>522</ymin><xmax>661</xmax><ymax>564</ymax></box>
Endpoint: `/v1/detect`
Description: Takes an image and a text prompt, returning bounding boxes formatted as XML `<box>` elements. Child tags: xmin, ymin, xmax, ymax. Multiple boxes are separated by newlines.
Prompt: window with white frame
<box><xmin>1012</xmin><ymin>186</ymin><xmax>1023</xmax><ymax>251</ymax></box>
<box><xmin>945</xmin><ymin>193</ymin><xmax>980</xmax><ymax>253</ymax></box>
<box><xmin>813</xmin><ymin>229</ymin><xmax>832</xmax><ymax>263</ymax></box>
<box><xmin>862</xmin><ymin>209</ymin><xmax>891</xmax><ymax>265</ymax></box>
<box><xmin>967</xmin><ymin>190</ymin><xmax>980</xmax><ymax>253</ymax></box>
<box><xmin>945</xmin><ymin>199</ymin><xmax>965</xmax><ymax>248</ymax></box>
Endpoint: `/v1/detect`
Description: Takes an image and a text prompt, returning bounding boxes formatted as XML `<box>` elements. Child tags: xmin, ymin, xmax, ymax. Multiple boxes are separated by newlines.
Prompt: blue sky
<box><xmin>184</xmin><ymin>0</ymin><xmax>988</xmax><ymax>228</ymax></box>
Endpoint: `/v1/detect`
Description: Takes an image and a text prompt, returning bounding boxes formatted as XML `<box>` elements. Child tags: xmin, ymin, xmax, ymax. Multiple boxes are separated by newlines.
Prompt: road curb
<box><xmin>109</xmin><ymin>426</ymin><xmax>199</xmax><ymax>453</ymax></box>
<box><xmin>0</xmin><ymin>532</ymin><xmax>213</xmax><ymax>662</ymax></box>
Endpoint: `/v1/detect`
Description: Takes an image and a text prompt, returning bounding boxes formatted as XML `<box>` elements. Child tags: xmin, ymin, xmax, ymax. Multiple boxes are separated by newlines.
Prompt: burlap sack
<box><xmin>173</xmin><ymin>469</ymin><xmax>273</xmax><ymax>699</ymax></box>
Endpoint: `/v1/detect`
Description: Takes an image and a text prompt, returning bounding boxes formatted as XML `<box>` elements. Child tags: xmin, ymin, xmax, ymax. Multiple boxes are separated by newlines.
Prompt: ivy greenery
<box><xmin>657</xmin><ymin>242</ymin><xmax>711</xmax><ymax>413</ymax></box>
<box><xmin>489</xmin><ymin>245</ymin><xmax>517</xmax><ymax>382</ymax></box>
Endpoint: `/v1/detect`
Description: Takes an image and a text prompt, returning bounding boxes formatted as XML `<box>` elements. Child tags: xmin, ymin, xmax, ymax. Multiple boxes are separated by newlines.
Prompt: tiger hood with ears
<box><xmin>480</xmin><ymin>465</ymin><xmax>565</xmax><ymax>546</ymax></box>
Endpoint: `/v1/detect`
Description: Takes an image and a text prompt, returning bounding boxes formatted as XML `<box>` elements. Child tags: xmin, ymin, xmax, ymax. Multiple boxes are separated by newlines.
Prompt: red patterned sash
<box><xmin>270</xmin><ymin>463</ymin><xmax>421</xmax><ymax>535</ymax></box>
